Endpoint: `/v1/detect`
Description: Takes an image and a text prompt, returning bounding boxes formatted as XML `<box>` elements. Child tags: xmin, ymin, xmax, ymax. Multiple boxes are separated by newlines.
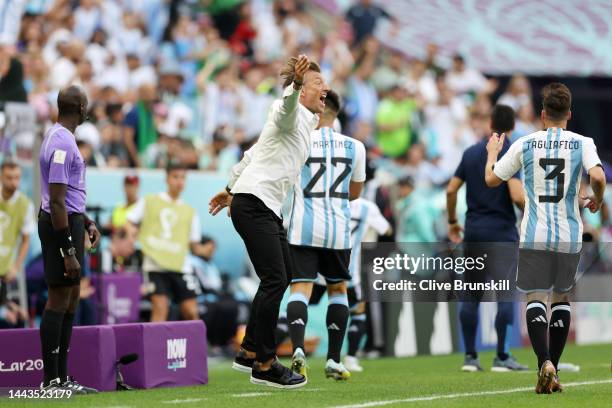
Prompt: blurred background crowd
<box><xmin>0</xmin><ymin>0</ymin><xmax>541</xmax><ymax>175</ymax></box>
<box><xmin>1</xmin><ymin>0</ymin><xmax>611</xmax><ymax>355</ymax></box>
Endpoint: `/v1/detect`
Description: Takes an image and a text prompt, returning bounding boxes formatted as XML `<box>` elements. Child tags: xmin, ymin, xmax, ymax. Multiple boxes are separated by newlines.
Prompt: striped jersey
<box><xmin>349</xmin><ymin>198</ymin><xmax>390</xmax><ymax>287</ymax></box>
<box><xmin>494</xmin><ymin>128</ymin><xmax>601</xmax><ymax>253</ymax></box>
<box><xmin>288</xmin><ymin>127</ymin><xmax>366</xmax><ymax>249</ymax></box>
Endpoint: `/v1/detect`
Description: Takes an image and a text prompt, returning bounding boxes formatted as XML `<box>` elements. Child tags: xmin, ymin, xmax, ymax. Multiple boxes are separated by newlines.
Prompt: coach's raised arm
<box><xmin>209</xmin><ymin>54</ymin><xmax>327</xmax><ymax>217</ymax></box>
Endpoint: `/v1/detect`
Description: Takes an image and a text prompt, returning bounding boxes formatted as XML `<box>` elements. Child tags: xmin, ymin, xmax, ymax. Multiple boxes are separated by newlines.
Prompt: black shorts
<box><xmin>309</xmin><ymin>284</ymin><xmax>360</xmax><ymax>310</ymax></box>
<box><xmin>149</xmin><ymin>271</ymin><xmax>199</xmax><ymax>303</ymax></box>
<box><xmin>517</xmin><ymin>248</ymin><xmax>581</xmax><ymax>294</ymax></box>
<box><xmin>289</xmin><ymin>245</ymin><xmax>351</xmax><ymax>284</ymax></box>
<box><xmin>38</xmin><ymin>210</ymin><xmax>84</xmax><ymax>287</ymax></box>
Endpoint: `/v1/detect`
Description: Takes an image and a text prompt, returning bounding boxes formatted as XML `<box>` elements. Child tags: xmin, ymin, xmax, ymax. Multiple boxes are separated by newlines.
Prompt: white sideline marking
<box><xmin>330</xmin><ymin>379</ymin><xmax>612</xmax><ymax>408</ymax></box>
<box><xmin>232</xmin><ymin>392</ymin><xmax>272</xmax><ymax>397</ymax></box>
<box><xmin>161</xmin><ymin>398</ymin><xmax>205</xmax><ymax>404</ymax></box>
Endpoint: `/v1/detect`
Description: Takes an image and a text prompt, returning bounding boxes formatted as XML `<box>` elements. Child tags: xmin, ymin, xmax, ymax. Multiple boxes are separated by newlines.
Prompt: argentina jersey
<box><xmin>494</xmin><ymin>128</ymin><xmax>601</xmax><ymax>253</ymax></box>
<box><xmin>288</xmin><ymin>127</ymin><xmax>366</xmax><ymax>249</ymax></box>
<box><xmin>348</xmin><ymin>198</ymin><xmax>390</xmax><ymax>288</ymax></box>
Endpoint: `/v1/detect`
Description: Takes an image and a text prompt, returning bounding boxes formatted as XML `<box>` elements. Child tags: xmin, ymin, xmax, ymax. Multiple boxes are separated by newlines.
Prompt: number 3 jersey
<box><xmin>288</xmin><ymin>127</ymin><xmax>366</xmax><ymax>249</ymax></box>
<box><xmin>493</xmin><ymin>127</ymin><xmax>601</xmax><ymax>253</ymax></box>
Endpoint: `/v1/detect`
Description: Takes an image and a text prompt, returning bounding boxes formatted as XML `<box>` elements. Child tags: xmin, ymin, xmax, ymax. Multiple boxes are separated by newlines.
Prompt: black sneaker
<box><xmin>62</xmin><ymin>376</ymin><xmax>98</xmax><ymax>394</ymax></box>
<box><xmin>250</xmin><ymin>360</ymin><xmax>307</xmax><ymax>389</ymax></box>
<box><xmin>40</xmin><ymin>378</ymin><xmax>69</xmax><ymax>391</ymax></box>
<box><xmin>232</xmin><ymin>349</ymin><xmax>255</xmax><ymax>373</ymax></box>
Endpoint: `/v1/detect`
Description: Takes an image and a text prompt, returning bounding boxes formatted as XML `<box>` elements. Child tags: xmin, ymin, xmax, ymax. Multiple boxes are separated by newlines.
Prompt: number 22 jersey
<box><xmin>288</xmin><ymin>127</ymin><xmax>366</xmax><ymax>249</ymax></box>
<box><xmin>493</xmin><ymin>127</ymin><xmax>601</xmax><ymax>253</ymax></box>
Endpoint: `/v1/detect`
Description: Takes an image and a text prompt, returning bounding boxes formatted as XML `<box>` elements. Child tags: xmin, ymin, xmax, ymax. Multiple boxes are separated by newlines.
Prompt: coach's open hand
<box><xmin>64</xmin><ymin>255</ymin><xmax>81</xmax><ymax>279</ymax></box>
<box><xmin>294</xmin><ymin>54</ymin><xmax>310</xmax><ymax>85</ymax></box>
<box><xmin>209</xmin><ymin>190</ymin><xmax>233</xmax><ymax>217</ymax></box>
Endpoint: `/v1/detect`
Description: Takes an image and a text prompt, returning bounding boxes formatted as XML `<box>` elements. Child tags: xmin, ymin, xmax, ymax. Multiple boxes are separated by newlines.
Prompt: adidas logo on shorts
<box><xmin>291</xmin><ymin>318</ymin><xmax>305</xmax><ymax>325</ymax></box>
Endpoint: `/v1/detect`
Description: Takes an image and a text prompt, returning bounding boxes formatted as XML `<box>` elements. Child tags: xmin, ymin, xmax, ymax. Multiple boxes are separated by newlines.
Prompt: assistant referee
<box><xmin>38</xmin><ymin>86</ymin><xmax>100</xmax><ymax>393</ymax></box>
<box><xmin>209</xmin><ymin>54</ymin><xmax>329</xmax><ymax>389</ymax></box>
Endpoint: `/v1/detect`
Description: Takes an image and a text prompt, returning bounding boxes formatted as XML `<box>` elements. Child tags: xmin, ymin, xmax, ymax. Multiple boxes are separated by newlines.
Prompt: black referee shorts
<box><xmin>38</xmin><ymin>210</ymin><xmax>84</xmax><ymax>287</ymax></box>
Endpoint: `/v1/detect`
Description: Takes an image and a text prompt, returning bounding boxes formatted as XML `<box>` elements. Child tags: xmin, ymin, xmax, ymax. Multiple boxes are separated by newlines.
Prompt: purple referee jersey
<box><xmin>39</xmin><ymin>123</ymin><xmax>87</xmax><ymax>214</ymax></box>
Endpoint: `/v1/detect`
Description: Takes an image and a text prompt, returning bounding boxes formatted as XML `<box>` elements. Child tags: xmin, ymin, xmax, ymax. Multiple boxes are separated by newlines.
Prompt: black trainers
<box><xmin>250</xmin><ymin>359</ymin><xmax>307</xmax><ymax>389</ymax></box>
<box><xmin>62</xmin><ymin>376</ymin><xmax>98</xmax><ymax>394</ymax></box>
<box><xmin>40</xmin><ymin>378</ymin><xmax>69</xmax><ymax>391</ymax></box>
<box><xmin>232</xmin><ymin>349</ymin><xmax>255</xmax><ymax>373</ymax></box>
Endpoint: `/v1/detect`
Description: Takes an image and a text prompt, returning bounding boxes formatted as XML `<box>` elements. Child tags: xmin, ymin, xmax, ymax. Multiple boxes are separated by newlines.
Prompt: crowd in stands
<box><xmin>1</xmin><ymin>0</ymin><xmax>540</xmax><ymax>174</ymax></box>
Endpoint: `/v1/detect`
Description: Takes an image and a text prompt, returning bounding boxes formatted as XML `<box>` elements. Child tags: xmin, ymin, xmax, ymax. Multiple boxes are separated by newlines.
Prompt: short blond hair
<box><xmin>280</xmin><ymin>56</ymin><xmax>321</xmax><ymax>88</ymax></box>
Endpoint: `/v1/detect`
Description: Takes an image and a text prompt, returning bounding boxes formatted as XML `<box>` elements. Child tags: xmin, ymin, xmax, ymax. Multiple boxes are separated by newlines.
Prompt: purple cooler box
<box><xmin>0</xmin><ymin>325</ymin><xmax>116</xmax><ymax>391</ymax></box>
<box><xmin>112</xmin><ymin>321</ymin><xmax>208</xmax><ymax>389</ymax></box>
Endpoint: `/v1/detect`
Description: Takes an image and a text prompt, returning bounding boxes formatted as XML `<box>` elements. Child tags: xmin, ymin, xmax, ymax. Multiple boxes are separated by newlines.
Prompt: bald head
<box><xmin>57</xmin><ymin>86</ymin><xmax>88</xmax><ymax>122</ymax></box>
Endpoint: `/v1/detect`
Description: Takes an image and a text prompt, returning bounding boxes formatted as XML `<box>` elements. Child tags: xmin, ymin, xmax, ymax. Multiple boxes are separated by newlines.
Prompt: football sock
<box><xmin>58</xmin><ymin>312</ymin><xmax>75</xmax><ymax>381</ymax></box>
<box><xmin>40</xmin><ymin>309</ymin><xmax>64</xmax><ymax>385</ymax></box>
<box><xmin>347</xmin><ymin>313</ymin><xmax>366</xmax><ymax>357</ymax></box>
<box><xmin>327</xmin><ymin>294</ymin><xmax>349</xmax><ymax>363</ymax></box>
<box><xmin>495</xmin><ymin>302</ymin><xmax>513</xmax><ymax>360</ymax></box>
<box><xmin>459</xmin><ymin>301</ymin><xmax>479</xmax><ymax>358</ymax></box>
<box><xmin>549</xmin><ymin>302</ymin><xmax>571</xmax><ymax>371</ymax></box>
<box><xmin>526</xmin><ymin>301</ymin><xmax>550</xmax><ymax>369</ymax></box>
<box><xmin>287</xmin><ymin>292</ymin><xmax>309</xmax><ymax>353</ymax></box>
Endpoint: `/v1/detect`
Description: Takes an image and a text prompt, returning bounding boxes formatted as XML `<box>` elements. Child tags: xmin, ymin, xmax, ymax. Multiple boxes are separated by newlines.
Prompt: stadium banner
<box><xmin>91</xmin><ymin>273</ymin><xmax>142</xmax><ymax>325</ymax></box>
<box><xmin>113</xmin><ymin>321</ymin><xmax>208</xmax><ymax>389</ymax></box>
<box><xmin>0</xmin><ymin>326</ymin><xmax>117</xmax><ymax>391</ymax></box>
<box><xmin>360</xmin><ymin>242</ymin><xmax>612</xmax><ymax>303</ymax></box>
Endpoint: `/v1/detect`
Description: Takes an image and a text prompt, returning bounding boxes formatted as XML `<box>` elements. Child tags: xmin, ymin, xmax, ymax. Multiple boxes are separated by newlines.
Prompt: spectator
<box><xmin>405</xmin><ymin>59</ymin><xmax>438</xmax><ymax>105</ymax></box>
<box><xmin>395</xmin><ymin>176</ymin><xmax>437</xmax><ymax>242</ymax></box>
<box><xmin>498</xmin><ymin>74</ymin><xmax>532</xmax><ymax>113</ymax></box>
<box><xmin>99</xmin><ymin>103</ymin><xmax>130</xmax><ymax>167</ymax></box>
<box><xmin>123</xmin><ymin>83</ymin><xmax>159</xmax><ymax>167</ymax></box>
<box><xmin>375</xmin><ymin>84</ymin><xmax>417</xmax><ymax>159</ymax></box>
<box><xmin>111</xmin><ymin>174</ymin><xmax>140</xmax><ymax>230</ymax></box>
<box><xmin>445</xmin><ymin>54</ymin><xmax>491</xmax><ymax>101</ymax></box>
<box><xmin>0</xmin><ymin>45</ymin><xmax>27</xmax><ymax>104</ymax></box>
<box><xmin>424</xmin><ymin>76</ymin><xmax>471</xmax><ymax>177</ymax></box>
<box><xmin>345</xmin><ymin>0</ymin><xmax>396</xmax><ymax>45</ymax></box>
<box><xmin>346</xmin><ymin>49</ymin><xmax>379</xmax><ymax>134</ymax></box>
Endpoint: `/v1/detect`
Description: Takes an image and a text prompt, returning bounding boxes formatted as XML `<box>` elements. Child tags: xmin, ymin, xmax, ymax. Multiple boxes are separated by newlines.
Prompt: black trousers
<box><xmin>231</xmin><ymin>193</ymin><xmax>291</xmax><ymax>362</ymax></box>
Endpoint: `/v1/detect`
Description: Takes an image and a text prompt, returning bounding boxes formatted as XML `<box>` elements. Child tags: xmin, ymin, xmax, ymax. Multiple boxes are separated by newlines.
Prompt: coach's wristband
<box><xmin>53</xmin><ymin>227</ymin><xmax>74</xmax><ymax>252</ymax></box>
<box><xmin>225</xmin><ymin>185</ymin><xmax>234</xmax><ymax>195</ymax></box>
<box><xmin>448</xmin><ymin>219</ymin><xmax>458</xmax><ymax>224</ymax></box>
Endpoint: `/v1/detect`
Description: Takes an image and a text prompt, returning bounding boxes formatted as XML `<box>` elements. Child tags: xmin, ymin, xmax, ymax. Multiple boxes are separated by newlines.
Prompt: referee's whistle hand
<box><xmin>64</xmin><ymin>256</ymin><xmax>81</xmax><ymax>280</ymax></box>
<box><xmin>209</xmin><ymin>190</ymin><xmax>233</xmax><ymax>217</ymax></box>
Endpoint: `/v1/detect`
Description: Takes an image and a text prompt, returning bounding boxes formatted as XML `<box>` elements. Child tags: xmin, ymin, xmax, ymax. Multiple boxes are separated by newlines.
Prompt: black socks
<box><xmin>526</xmin><ymin>301</ymin><xmax>550</xmax><ymax>369</ymax></box>
<box><xmin>549</xmin><ymin>302</ymin><xmax>571</xmax><ymax>371</ymax></box>
<box><xmin>348</xmin><ymin>313</ymin><xmax>366</xmax><ymax>357</ymax></box>
<box><xmin>326</xmin><ymin>295</ymin><xmax>349</xmax><ymax>363</ymax></box>
<box><xmin>287</xmin><ymin>293</ymin><xmax>309</xmax><ymax>353</ymax></box>
<box><xmin>58</xmin><ymin>312</ymin><xmax>75</xmax><ymax>381</ymax></box>
<box><xmin>40</xmin><ymin>309</ymin><xmax>64</xmax><ymax>385</ymax></box>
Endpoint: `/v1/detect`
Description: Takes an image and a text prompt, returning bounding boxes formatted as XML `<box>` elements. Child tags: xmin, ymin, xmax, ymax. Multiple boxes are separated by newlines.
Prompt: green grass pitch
<box><xmin>3</xmin><ymin>343</ymin><xmax>611</xmax><ymax>407</ymax></box>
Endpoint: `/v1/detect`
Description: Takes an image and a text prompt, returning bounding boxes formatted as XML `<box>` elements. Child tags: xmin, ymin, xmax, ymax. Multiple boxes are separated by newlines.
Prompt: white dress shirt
<box><xmin>228</xmin><ymin>84</ymin><xmax>320</xmax><ymax>217</ymax></box>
